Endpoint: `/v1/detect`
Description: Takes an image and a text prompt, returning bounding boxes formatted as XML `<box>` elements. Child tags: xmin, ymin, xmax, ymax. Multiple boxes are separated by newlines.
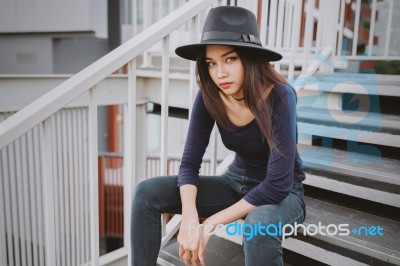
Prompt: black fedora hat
<box><xmin>175</xmin><ymin>6</ymin><xmax>282</xmax><ymax>62</ymax></box>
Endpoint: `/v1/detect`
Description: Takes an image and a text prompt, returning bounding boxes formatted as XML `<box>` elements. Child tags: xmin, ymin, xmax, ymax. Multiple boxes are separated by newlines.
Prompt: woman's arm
<box><xmin>178</xmin><ymin>184</ymin><xmax>201</xmax><ymax>265</ymax></box>
<box><xmin>177</xmin><ymin>91</ymin><xmax>215</xmax><ymax>265</ymax></box>
<box><xmin>197</xmin><ymin>199</ymin><xmax>255</xmax><ymax>264</ymax></box>
<box><xmin>243</xmin><ymin>85</ymin><xmax>298</xmax><ymax>206</ymax></box>
<box><xmin>203</xmin><ymin>198</ymin><xmax>255</xmax><ymax>227</ymax></box>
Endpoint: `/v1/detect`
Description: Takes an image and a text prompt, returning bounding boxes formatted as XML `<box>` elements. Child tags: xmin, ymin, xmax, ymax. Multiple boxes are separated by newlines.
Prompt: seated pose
<box><xmin>131</xmin><ymin>6</ymin><xmax>306</xmax><ymax>266</ymax></box>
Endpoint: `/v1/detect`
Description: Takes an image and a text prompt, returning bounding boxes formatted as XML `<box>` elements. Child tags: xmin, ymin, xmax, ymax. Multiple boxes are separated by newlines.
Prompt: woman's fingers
<box><xmin>177</xmin><ymin>217</ymin><xmax>204</xmax><ymax>265</ymax></box>
<box><xmin>191</xmin><ymin>249</ymin><xmax>199</xmax><ymax>266</ymax></box>
<box><xmin>198</xmin><ymin>228</ymin><xmax>206</xmax><ymax>266</ymax></box>
<box><xmin>183</xmin><ymin>250</ymin><xmax>192</xmax><ymax>266</ymax></box>
<box><xmin>179</xmin><ymin>245</ymin><xmax>185</xmax><ymax>260</ymax></box>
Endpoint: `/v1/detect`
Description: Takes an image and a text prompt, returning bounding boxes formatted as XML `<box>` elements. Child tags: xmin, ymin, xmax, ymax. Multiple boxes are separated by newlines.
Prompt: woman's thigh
<box><xmin>244</xmin><ymin>182</ymin><xmax>306</xmax><ymax>233</ymax></box>
<box><xmin>133</xmin><ymin>174</ymin><xmax>241</xmax><ymax>217</ymax></box>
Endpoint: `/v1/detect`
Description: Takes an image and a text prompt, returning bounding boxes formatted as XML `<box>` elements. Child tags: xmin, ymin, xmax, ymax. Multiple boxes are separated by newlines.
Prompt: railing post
<box><xmin>268</xmin><ymin>0</ymin><xmax>278</xmax><ymax>48</ymax></box>
<box><xmin>124</xmin><ymin>58</ymin><xmax>137</xmax><ymax>266</ymax></box>
<box><xmin>0</xmin><ymin>150</ymin><xmax>7</xmax><ymax>266</ymax></box>
<box><xmin>132</xmin><ymin>0</ymin><xmax>138</xmax><ymax>35</ymax></box>
<box><xmin>160</xmin><ymin>35</ymin><xmax>170</xmax><ymax>176</ymax></box>
<box><xmin>135</xmin><ymin>103</ymin><xmax>147</xmax><ymax>184</ymax></box>
<box><xmin>352</xmin><ymin>0</ymin><xmax>361</xmax><ymax>57</ymax></box>
<box><xmin>259</xmin><ymin>0</ymin><xmax>269</xmax><ymax>46</ymax></box>
<box><xmin>89</xmin><ymin>86</ymin><xmax>100</xmax><ymax>266</ymax></box>
<box><xmin>303</xmin><ymin>0</ymin><xmax>315</xmax><ymax>72</ymax></box>
<box><xmin>319</xmin><ymin>0</ymin><xmax>340</xmax><ymax>74</ymax></box>
<box><xmin>141</xmin><ymin>0</ymin><xmax>153</xmax><ymax>68</ymax></box>
<box><xmin>160</xmin><ymin>35</ymin><xmax>170</xmax><ymax>239</ymax></box>
<box><xmin>274</xmin><ymin>0</ymin><xmax>285</xmax><ymax>72</ymax></box>
<box><xmin>384</xmin><ymin>0</ymin><xmax>394</xmax><ymax>57</ymax></box>
<box><xmin>41</xmin><ymin>118</ymin><xmax>56</xmax><ymax>266</ymax></box>
<box><xmin>337</xmin><ymin>0</ymin><xmax>345</xmax><ymax>58</ymax></box>
<box><xmin>367</xmin><ymin>0</ymin><xmax>377</xmax><ymax>57</ymax></box>
<box><xmin>210</xmin><ymin>126</ymin><xmax>219</xmax><ymax>175</ymax></box>
<box><xmin>189</xmin><ymin>15</ymin><xmax>199</xmax><ymax>120</ymax></box>
<box><xmin>289</xmin><ymin>0</ymin><xmax>302</xmax><ymax>80</ymax></box>
<box><xmin>1</xmin><ymin>145</ymin><xmax>15</xmax><ymax>266</ymax></box>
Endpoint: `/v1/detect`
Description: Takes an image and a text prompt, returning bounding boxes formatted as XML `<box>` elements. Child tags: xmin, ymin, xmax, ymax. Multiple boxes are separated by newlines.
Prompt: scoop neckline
<box><xmin>230</xmin><ymin>118</ymin><xmax>256</xmax><ymax>128</ymax></box>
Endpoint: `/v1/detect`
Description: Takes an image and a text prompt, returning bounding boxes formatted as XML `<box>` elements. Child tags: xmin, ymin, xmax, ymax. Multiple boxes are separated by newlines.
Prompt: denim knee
<box><xmin>133</xmin><ymin>178</ymin><xmax>161</xmax><ymax>208</ymax></box>
<box><xmin>133</xmin><ymin>176</ymin><xmax>180</xmax><ymax>213</ymax></box>
<box><xmin>243</xmin><ymin>205</ymin><xmax>283</xmax><ymax>265</ymax></box>
<box><xmin>245</xmin><ymin>205</ymin><xmax>281</xmax><ymax>226</ymax></box>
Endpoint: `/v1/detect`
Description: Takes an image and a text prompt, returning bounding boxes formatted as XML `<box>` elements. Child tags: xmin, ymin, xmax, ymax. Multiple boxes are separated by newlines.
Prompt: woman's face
<box><xmin>205</xmin><ymin>45</ymin><xmax>244</xmax><ymax>98</ymax></box>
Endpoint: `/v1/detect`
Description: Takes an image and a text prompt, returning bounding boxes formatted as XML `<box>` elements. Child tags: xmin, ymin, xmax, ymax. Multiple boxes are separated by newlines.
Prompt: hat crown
<box><xmin>201</xmin><ymin>6</ymin><xmax>260</xmax><ymax>41</ymax></box>
<box><xmin>174</xmin><ymin>5</ymin><xmax>282</xmax><ymax>62</ymax></box>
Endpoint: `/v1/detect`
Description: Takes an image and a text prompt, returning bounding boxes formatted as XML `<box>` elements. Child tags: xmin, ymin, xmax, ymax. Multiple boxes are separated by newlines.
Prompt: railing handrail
<box><xmin>290</xmin><ymin>46</ymin><xmax>333</xmax><ymax>92</ymax></box>
<box><xmin>0</xmin><ymin>0</ymin><xmax>217</xmax><ymax>150</ymax></box>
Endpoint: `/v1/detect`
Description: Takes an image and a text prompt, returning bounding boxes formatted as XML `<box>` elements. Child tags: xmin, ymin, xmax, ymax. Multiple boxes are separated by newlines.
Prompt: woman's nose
<box><xmin>217</xmin><ymin>65</ymin><xmax>228</xmax><ymax>79</ymax></box>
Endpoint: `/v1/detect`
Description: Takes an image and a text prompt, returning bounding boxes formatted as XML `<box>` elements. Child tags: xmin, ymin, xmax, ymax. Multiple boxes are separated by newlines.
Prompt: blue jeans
<box><xmin>131</xmin><ymin>169</ymin><xmax>306</xmax><ymax>266</ymax></box>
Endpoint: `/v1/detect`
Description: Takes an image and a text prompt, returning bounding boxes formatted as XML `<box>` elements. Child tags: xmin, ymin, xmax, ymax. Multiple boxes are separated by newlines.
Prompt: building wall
<box><xmin>53</xmin><ymin>36</ymin><xmax>109</xmax><ymax>74</ymax></box>
<box><xmin>0</xmin><ymin>35</ymin><xmax>109</xmax><ymax>74</ymax></box>
<box><xmin>0</xmin><ymin>0</ymin><xmax>108</xmax><ymax>74</ymax></box>
<box><xmin>0</xmin><ymin>0</ymin><xmax>107</xmax><ymax>36</ymax></box>
<box><xmin>0</xmin><ymin>36</ymin><xmax>52</xmax><ymax>74</ymax></box>
<box><xmin>0</xmin><ymin>0</ymin><xmax>89</xmax><ymax>32</ymax></box>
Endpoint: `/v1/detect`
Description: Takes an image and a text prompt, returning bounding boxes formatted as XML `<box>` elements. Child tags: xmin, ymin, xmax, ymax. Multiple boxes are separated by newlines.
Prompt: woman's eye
<box><xmin>206</xmin><ymin>61</ymin><xmax>215</xmax><ymax>68</ymax></box>
<box><xmin>226</xmin><ymin>57</ymin><xmax>236</xmax><ymax>63</ymax></box>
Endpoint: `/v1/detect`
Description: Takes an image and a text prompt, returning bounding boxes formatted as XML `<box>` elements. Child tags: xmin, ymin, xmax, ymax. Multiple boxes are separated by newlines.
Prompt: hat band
<box><xmin>202</xmin><ymin>31</ymin><xmax>261</xmax><ymax>46</ymax></box>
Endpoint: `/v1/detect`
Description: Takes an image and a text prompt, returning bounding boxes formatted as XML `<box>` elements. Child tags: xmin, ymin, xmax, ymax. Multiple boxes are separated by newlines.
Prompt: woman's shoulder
<box><xmin>192</xmin><ymin>90</ymin><xmax>215</xmax><ymax>122</ymax></box>
<box><xmin>272</xmin><ymin>82</ymin><xmax>296</xmax><ymax>99</ymax></box>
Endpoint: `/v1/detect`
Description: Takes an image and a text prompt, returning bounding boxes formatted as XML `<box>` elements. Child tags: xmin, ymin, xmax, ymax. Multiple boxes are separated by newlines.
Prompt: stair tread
<box><xmin>298</xmin><ymin>121</ymin><xmax>400</xmax><ymax>148</ymax></box>
<box><xmin>304</xmin><ymin>196</ymin><xmax>400</xmax><ymax>261</ymax></box>
<box><xmin>300</xmin><ymin>73</ymin><xmax>400</xmax><ymax>97</ymax></box>
<box><xmin>159</xmin><ymin>236</ymin><xmax>295</xmax><ymax>266</ymax></box>
<box><xmin>297</xmin><ymin>106</ymin><xmax>400</xmax><ymax>134</ymax></box>
<box><xmin>311</xmin><ymin>72</ymin><xmax>400</xmax><ymax>86</ymax></box>
<box><xmin>298</xmin><ymin>144</ymin><xmax>400</xmax><ymax>185</ymax></box>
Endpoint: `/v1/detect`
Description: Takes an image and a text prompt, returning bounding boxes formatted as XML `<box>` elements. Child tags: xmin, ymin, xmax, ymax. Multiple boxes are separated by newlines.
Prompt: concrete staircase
<box><xmin>291</xmin><ymin>72</ymin><xmax>400</xmax><ymax>265</ymax></box>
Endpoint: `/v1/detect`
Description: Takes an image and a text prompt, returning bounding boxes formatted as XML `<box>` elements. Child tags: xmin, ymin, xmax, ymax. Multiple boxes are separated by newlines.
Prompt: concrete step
<box><xmin>298</xmin><ymin>196</ymin><xmax>400</xmax><ymax>265</ymax></box>
<box><xmin>301</xmin><ymin>73</ymin><xmax>400</xmax><ymax>97</ymax></box>
<box><xmin>211</xmin><ymin>196</ymin><xmax>400</xmax><ymax>266</ymax></box>
<box><xmin>297</xmin><ymin>107</ymin><xmax>400</xmax><ymax>135</ymax></box>
<box><xmin>298</xmin><ymin>144</ymin><xmax>400</xmax><ymax>187</ymax></box>
<box><xmin>298</xmin><ymin>143</ymin><xmax>400</xmax><ymax>208</ymax></box>
<box><xmin>298</xmin><ymin>121</ymin><xmax>400</xmax><ymax>148</ymax></box>
<box><xmin>158</xmin><ymin>236</ymin><xmax>299</xmax><ymax>266</ymax></box>
<box><xmin>297</xmin><ymin>106</ymin><xmax>400</xmax><ymax>149</ymax></box>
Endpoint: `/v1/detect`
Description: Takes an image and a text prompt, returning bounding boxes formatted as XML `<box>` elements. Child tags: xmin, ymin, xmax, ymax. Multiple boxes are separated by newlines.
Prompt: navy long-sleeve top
<box><xmin>177</xmin><ymin>83</ymin><xmax>306</xmax><ymax>206</ymax></box>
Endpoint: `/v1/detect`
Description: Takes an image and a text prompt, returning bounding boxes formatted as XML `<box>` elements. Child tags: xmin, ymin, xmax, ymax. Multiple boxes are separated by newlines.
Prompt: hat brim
<box><xmin>175</xmin><ymin>41</ymin><xmax>282</xmax><ymax>62</ymax></box>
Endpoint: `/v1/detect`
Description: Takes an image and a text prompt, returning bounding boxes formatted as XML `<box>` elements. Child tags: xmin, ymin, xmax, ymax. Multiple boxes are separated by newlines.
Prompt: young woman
<box><xmin>131</xmin><ymin>6</ymin><xmax>306</xmax><ymax>266</ymax></box>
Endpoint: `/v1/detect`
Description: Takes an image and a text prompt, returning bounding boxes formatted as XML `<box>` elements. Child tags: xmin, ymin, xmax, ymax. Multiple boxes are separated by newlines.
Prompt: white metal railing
<box><xmin>0</xmin><ymin>0</ymin><xmax>220</xmax><ymax>265</ymax></box>
<box><xmin>336</xmin><ymin>0</ymin><xmax>399</xmax><ymax>60</ymax></box>
<box><xmin>136</xmin><ymin>0</ymin><xmax>400</xmax><ymax>76</ymax></box>
<box><xmin>0</xmin><ymin>109</ymin><xmax>93</xmax><ymax>266</ymax></box>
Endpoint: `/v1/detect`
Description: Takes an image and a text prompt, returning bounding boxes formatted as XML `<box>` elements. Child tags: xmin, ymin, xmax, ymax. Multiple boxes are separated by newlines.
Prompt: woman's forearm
<box><xmin>205</xmin><ymin>199</ymin><xmax>255</xmax><ymax>226</ymax></box>
<box><xmin>179</xmin><ymin>184</ymin><xmax>198</xmax><ymax>214</ymax></box>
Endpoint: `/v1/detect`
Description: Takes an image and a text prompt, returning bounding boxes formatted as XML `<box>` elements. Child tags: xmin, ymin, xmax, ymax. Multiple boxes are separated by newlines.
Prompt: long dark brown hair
<box><xmin>196</xmin><ymin>46</ymin><xmax>286</xmax><ymax>151</ymax></box>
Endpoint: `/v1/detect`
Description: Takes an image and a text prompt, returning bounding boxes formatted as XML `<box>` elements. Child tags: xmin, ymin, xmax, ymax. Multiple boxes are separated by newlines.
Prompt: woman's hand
<box><xmin>177</xmin><ymin>212</ymin><xmax>203</xmax><ymax>266</ymax></box>
<box><xmin>198</xmin><ymin>221</ymin><xmax>213</xmax><ymax>265</ymax></box>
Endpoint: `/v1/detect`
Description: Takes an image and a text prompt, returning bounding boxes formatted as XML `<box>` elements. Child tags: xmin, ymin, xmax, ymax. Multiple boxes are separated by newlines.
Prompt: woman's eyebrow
<box><xmin>221</xmin><ymin>50</ymin><xmax>236</xmax><ymax>57</ymax></box>
<box><xmin>206</xmin><ymin>50</ymin><xmax>236</xmax><ymax>60</ymax></box>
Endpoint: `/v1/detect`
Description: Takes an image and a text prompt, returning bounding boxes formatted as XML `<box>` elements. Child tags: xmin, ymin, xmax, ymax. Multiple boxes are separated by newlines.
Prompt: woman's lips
<box><xmin>219</xmin><ymin>82</ymin><xmax>233</xmax><ymax>89</ymax></box>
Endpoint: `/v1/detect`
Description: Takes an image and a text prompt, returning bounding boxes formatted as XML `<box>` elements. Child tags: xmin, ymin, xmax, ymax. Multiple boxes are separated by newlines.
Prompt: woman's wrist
<box><xmin>202</xmin><ymin>218</ymin><xmax>217</xmax><ymax>234</ymax></box>
<box><xmin>182</xmin><ymin>207</ymin><xmax>198</xmax><ymax>217</ymax></box>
